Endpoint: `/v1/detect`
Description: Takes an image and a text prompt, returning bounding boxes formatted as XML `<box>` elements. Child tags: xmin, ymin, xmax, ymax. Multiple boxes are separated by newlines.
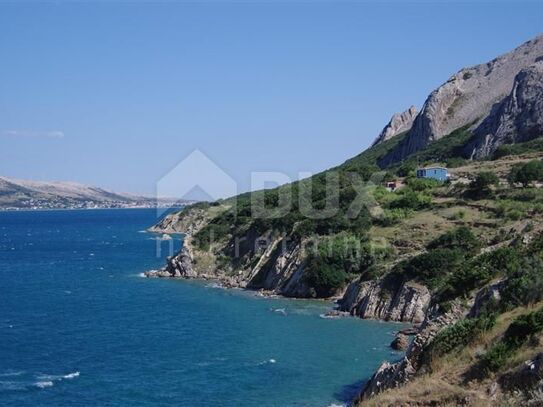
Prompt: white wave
<box><xmin>0</xmin><ymin>371</ymin><xmax>24</xmax><ymax>377</ymax></box>
<box><xmin>37</xmin><ymin>371</ymin><xmax>80</xmax><ymax>382</ymax></box>
<box><xmin>257</xmin><ymin>358</ymin><xmax>277</xmax><ymax>366</ymax></box>
<box><xmin>270</xmin><ymin>308</ymin><xmax>287</xmax><ymax>316</ymax></box>
<box><xmin>63</xmin><ymin>371</ymin><xmax>80</xmax><ymax>379</ymax></box>
<box><xmin>35</xmin><ymin>381</ymin><xmax>53</xmax><ymax>389</ymax></box>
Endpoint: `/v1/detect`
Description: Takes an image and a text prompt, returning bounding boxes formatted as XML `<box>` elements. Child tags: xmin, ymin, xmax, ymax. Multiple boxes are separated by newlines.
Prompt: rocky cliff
<box><xmin>146</xmin><ymin>207</ymin><xmax>317</xmax><ymax>295</ymax></box>
<box><xmin>358</xmin><ymin>299</ymin><xmax>472</xmax><ymax>401</ymax></box>
<box><xmin>339</xmin><ymin>278</ymin><xmax>430</xmax><ymax>323</ymax></box>
<box><xmin>371</xmin><ymin>106</ymin><xmax>417</xmax><ymax>147</ymax></box>
<box><xmin>466</xmin><ymin>62</ymin><xmax>543</xmax><ymax>158</ymax></box>
<box><xmin>379</xmin><ymin>34</ymin><xmax>543</xmax><ymax>166</ymax></box>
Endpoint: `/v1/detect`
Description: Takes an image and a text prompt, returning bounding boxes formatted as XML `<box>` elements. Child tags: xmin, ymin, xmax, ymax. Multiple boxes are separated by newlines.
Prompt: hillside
<box><xmin>147</xmin><ymin>34</ymin><xmax>543</xmax><ymax>405</ymax></box>
<box><xmin>0</xmin><ymin>176</ymin><xmax>183</xmax><ymax>210</ymax></box>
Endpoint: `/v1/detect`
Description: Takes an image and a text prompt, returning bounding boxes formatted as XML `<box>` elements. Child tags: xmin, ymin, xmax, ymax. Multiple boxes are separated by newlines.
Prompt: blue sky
<box><xmin>0</xmin><ymin>1</ymin><xmax>542</xmax><ymax>196</ymax></box>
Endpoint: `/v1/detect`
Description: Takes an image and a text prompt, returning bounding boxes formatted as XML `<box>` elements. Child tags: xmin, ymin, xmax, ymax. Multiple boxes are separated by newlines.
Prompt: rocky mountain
<box><xmin>379</xmin><ymin>34</ymin><xmax>543</xmax><ymax>167</ymax></box>
<box><xmin>0</xmin><ymin>176</ymin><xmax>183</xmax><ymax>210</ymax></box>
<box><xmin>466</xmin><ymin>62</ymin><xmax>543</xmax><ymax>158</ymax></box>
<box><xmin>371</xmin><ymin>106</ymin><xmax>417</xmax><ymax>147</ymax></box>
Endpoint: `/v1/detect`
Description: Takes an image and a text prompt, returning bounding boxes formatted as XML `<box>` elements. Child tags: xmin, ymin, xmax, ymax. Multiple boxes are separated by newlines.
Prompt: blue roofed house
<box><xmin>416</xmin><ymin>166</ymin><xmax>449</xmax><ymax>181</ymax></box>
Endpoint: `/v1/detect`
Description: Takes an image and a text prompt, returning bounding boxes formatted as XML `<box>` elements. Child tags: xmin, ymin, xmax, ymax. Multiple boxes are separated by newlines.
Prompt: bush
<box><xmin>377</xmin><ymin>208</ymin><xmax>411</xmax><ymax>226</ymax></box>
<box><xmin>499</xmin><ymin>256</ymin><xmax>543</xmax><ymax>310</ymax></box>
<box><xmin>389</xmin><ymin>188</ymin><xmax>432</xmax><ymax>211</ymax></box>
<box><xmin>479</xmin><ymin>307</ymin><xmax>543</xmax><ymax>375</ymax></box>
<box><xmin>508</xmin><ymin>160</ymin><xmax>543</xmax><ymax>187</ymax></box>
<box><xmin>304</xmin><ymin>256</ymin><xmax>348</xmax><ymax>297</ymax></box>
<box><xmin>427</xmin><ymin>226</ymin><xmax>481</xmax><ymax>254</ymax></box>
<box><xmin>406</xmin><ymin>177</ymin><xmax>441</xmax><ymax>192</ymax></box>
<box><xmin>400</xmin><ymin>248</ymin><xmax>464</xmax><ymax>289</ymax></box>
<box><xmin>446</xmin><ymin>157</ymin><xmax>467</xmax><ymax>168</ymax></box>
<box><xmin>425</xmin><ymin>314</ymin><xmax>496</xmax><ymax>362</ymax></box>
<box><xmin>467</xmin><ymin>171</ymin><xmax>499</xmax><ymax>198</ymax></box>
<box><xmin>396</xmin><ymin>163</ymin><xmax>416</xmax><ymax>177</ymax></box>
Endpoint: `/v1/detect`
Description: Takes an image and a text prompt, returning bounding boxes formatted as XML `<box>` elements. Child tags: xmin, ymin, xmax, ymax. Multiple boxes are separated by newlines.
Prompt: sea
<box><xmin>0</xmin><ymin>209</ymin><xmax>405</xmax><ymax>407</ymax></box>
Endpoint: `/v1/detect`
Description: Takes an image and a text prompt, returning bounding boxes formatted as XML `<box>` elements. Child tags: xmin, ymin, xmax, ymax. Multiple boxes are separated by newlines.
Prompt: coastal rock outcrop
<box><xmin>371</xmin><ymin>106</ymin><xmax>417</xmax><ymax>147</ymax></box>
<box><xmin>379</xmin><ymin>34</ymin><xmax>543</xmax><ymax>167</ymax></box>
<box><xmin>358</xmin><ymin>301</ymin><xmax>468</xmax><ymax>400</ymax></box>
<box><xmin>339</xmin><ymin>278</ymin><xmax>430</xmax><ymax>323</ymax></box>
<box><xmin>390</xmin><ymin>333</ymin><xmax>409</xmax><ymax>351</ymax></box>
<box><xmin>146</xmin><ymin>246</ymin><xmax>196</xmax><ymax>278</ymax></box>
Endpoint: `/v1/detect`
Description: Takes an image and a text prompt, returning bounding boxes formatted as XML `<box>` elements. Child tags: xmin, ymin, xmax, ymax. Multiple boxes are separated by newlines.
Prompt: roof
<box><xmin>417</xmin><ymin>166</ymin><xmax>448</xmax><ymax>171</ymax></box>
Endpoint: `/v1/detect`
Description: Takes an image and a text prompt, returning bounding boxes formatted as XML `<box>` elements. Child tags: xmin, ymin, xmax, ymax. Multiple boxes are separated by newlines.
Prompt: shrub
<box><xmin>479</xmin><ymin>307</ymin><xmax>543</xmax><ymax>375</ymax></box>
<box><xmin>446</xmin><ymin>157</ymin><xmax>467</xmax><ymax>168</ymax></box>
<box><xmin>406</xmin><ymin>177</ymin><xmax>441</xmax><ymax>192</ymax></box>
<box><xmin>425</xmin><ymin>314</ymin><xmax>496</xmax><ymax>361</ymax></box>
<box><xmin>427</xmin><ymin>226</ymin><xmax>481</xmax><ymax>254</ymax></box>
<box><xmin>400</xmin><ymin>248</ymin><xmax>464</xmax><ymax>289</ymax></box>
<box><xmin>389</xmin><ymin>188</ymin><xmax>432</xmax><ymax>210</ymax></box>
<box><xmin>499</xmin><ymin>256</ymin><xmax>543</xmax><ymax>310</ymax></box>
<box><xmin>304</xmin><ymin>256</ymin><xmax>348</xmax><ymax>297</ymax></box>
<box><xmin>377</xmin><ymin>208</ymin><xmax>411</xmax><ymax>226</ymax></box>
<box><xmin>467</xmin><ymin>171</ymin><xmax>499</xmax><ymax>198</ymax></box>
<box><xmin>396</xmin><ymin>163</ymin><xmax>416</xmax><ymax>177</ymax></box>
<box><xmin>508</xmin><ymin>160</ymin><xmax>543</xmax><ymax>187</ymax></box>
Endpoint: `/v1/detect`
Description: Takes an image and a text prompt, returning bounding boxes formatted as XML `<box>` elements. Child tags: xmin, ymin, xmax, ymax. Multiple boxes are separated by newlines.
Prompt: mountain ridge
<box><xmin>378</xmin><ymin>33</ymin><xmax>543</xmax><ymax>167</ymax></box>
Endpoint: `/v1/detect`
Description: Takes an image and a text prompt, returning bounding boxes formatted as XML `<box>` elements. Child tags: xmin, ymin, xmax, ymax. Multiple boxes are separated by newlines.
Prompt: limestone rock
<box><xmin>358</xmin><ymin>301</ymin><xmax>469</xmax><ymax>401</ymax></box>
<box><xmin>466</xmin><ymin>62</ymin><xmax>543</xmax><ymax>158</ymax></box>
<box><xmin>371</xmin><ymin>106</ymin><xmax>417</xmax><ymax>147</ymax></box>
<box><xmin>390</xmin><ymin>333</ymin><xmax>409</xmax><ymax>351</ymax></box>
<box><xmin>339</xmin><ymin>279</ymin><xmax>430</xmax><ymax>323</ymax></box>
<box><xmin>379</xmin><ymin>34</ymin><xmax>543</xmax><ymax>167</ymax></box>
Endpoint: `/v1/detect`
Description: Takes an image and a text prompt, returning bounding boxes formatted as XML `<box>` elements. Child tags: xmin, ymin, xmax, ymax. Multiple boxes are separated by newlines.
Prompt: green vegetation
<box><xmin>427</xmin><ymin>226</ymin><xmax>481</xmax><ymax>254</ymax></box>
<box><xmin>508</xmin><ymin>159</ymin><xmax>543</xmax><ymax>186</ymax></box>
<box><xmin>492</xmin><ymin>137</ymin><xmax>543</xmax><ymax>160</ymax></box>
<box><xmin>423</xmin><ymin>313</ymin><xmax>496</xmax><ymax>363</ymax></box>
<box><xmin>467</xmin><ymin>171</ymin><xmax>499</xmax><ymax>198</ymax></box>
<box><xmin>387</xmin><ymin>126</ymin><xmax>473</xmax><ymax>172</ymax></box>
<box><xmin>478</xmin><ymin>306</ymin><xmax>543</xmax><ymax>375</ymax></box>
<box><xmin>304</xmin><ymin>232</ymin><xmax>392</xmax><ymax>296</ymax></box>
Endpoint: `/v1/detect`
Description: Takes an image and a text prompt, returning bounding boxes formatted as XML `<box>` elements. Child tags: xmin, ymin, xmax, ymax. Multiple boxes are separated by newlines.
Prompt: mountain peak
<box><xmin>378</xmin><ymin>33</ymin><xmax>543</xmax><ymax>167</ymax></box>
<box><xmin>371</xmin><ymin>105</ymin><xmax>417</xmax><ymax>147</ymax></box>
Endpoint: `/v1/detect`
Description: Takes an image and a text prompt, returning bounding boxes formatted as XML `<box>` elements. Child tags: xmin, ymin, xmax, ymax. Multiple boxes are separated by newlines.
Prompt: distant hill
<box><xmin>0</xmin><ymin>176</ymin><xmax>188</xmax><ymax>210</ymax></box>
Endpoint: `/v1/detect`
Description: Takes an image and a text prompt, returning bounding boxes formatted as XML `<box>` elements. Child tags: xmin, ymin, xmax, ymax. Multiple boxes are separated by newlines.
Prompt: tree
<box><xmin>468</xmin><ymin>171</ymin><xmax>499</xmax><ymax>198</ymax></box>
<box><xmin>508</xmin><ymin>160</ymin><xmax>543</xmax><ymax>187</ymax></box>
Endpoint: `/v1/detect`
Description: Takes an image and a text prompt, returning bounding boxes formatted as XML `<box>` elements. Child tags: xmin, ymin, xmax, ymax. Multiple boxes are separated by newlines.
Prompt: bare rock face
<box><xmin>145</xmin><ymin>245</ymin><xmax>197</xmax><ymax>278</ymax></box>
<box><xmin>371</xmin><ymin>106</ymin><xmax>417</xmax><ymax>147</ymax></box>
<box><xmin>466</xmin><ymin>63</ymin><xmax>543</xmax><ymax>158</ymax></box>
<box><xmin>339</xmin><ymin>278</ymin><xmax>430</xmax><ymax>323</ymax></box>
<box><xmin>358</xmin><ymin>301</ymin><xmax>469</xmax><ymax>401</ymax></box>
<box><xmin>379</xmin><ymin>34</ymin><xmax>543</xmax><ymax>167</ymax></box>
<box><xmin>390</xmin><ymin>333</ymin><xmax>409</xmax><ymax>351</ymax></box>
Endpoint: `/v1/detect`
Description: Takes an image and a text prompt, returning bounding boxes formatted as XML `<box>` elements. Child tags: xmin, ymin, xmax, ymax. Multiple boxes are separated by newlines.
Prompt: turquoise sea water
<box><xmin>0</xmin><ymin>209</ymin><xmax>404</xmax><ymax>407</ymax></box>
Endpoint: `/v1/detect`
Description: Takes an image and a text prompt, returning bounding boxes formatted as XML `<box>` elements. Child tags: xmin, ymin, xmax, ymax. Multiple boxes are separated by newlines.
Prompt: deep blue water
<box><xmin>0</xmin><ymin>209</ymin><xmax>404</xmax><ymax>407</ymax></box>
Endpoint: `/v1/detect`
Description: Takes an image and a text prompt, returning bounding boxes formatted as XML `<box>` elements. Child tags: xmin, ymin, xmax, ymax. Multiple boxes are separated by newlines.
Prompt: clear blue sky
<box><xmin>1</xmin><ymin>1</ymin><xmax>542</xmax><ymax>196</ymax></box>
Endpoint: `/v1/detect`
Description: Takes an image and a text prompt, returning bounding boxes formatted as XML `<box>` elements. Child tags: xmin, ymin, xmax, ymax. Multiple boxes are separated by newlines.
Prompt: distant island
<box><xmin>0</xmin><ymin>176</ymin><xmax>191</xmax><ymax>211</ymax></box>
